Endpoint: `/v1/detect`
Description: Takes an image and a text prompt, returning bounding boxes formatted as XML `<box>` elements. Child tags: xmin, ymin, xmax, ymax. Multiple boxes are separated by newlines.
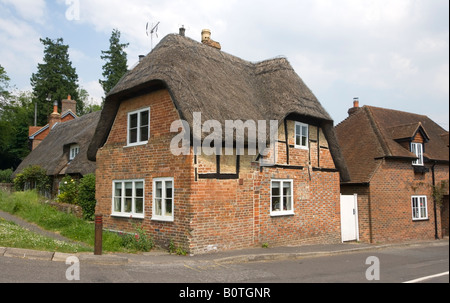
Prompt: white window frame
<box><xmin>270</xmin><ymin>179</ymin><xmax>294</xmax><ymax>216</ymax></box>
<box><xmin>295</xmin><ymin>122</ymin><xmax>309</xmax><ymax>149</ymax></box>
<box><xmin>127</xmin><ymin>107</ymin><xmax>150</xmax><ymax>147</ymax></box>
<box><xmin>411</xmin><ymin>195</ymin><xmax>428</xmax><ymax>221</ymax></box>
<box><xmin>152</xmin><ymin>177</ymin><xmax>174</xmax><ymax>222</ymax></box>
<box><xmin>411</xmin><ymin>142</ymin><xmax>423</xmax><ymax>166</ymax></box>
<box><xmin>69</xmin><ymin>144</ymin><xmax>80</xmax><ymax>160</ymax></box>
<box><xmin>111</xmin><ymin>179</ymin><xmax>145</xmax><ymax>219</ymax></box>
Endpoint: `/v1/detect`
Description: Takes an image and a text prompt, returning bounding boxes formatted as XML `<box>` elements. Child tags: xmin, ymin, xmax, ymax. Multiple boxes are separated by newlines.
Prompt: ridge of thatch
<box><xmin>87</xmin><ymin>33</ymin><xmax>349</xmax><ymax>181</ymax></box>
<box><xmin>13</xmin><ymin>111</ymin><xmax>101</xmax><ymax>178</ymax></box>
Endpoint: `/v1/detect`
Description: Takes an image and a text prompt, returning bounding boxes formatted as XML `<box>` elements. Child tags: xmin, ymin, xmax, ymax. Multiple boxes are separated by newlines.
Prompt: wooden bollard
<box><xmin>94</xmin><ymin>214</ymin><xmax>103</xmax><ymax>255</ymax></box>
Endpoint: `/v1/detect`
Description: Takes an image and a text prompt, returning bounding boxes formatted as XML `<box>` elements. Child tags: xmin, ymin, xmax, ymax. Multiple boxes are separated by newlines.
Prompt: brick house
<box><xmin>336</xmin><ymin>100</ymin><xmax>449</xmax><ymax>243</ymax></box>
<box><xmin>13</xmin><ymin>98</ymin><xmax>100</xmax><ymax>197</ymax></box>
<box><xmin>28</xmin><ymin>96</ymin><xmax>78</xmax><ymax>150</ymax></box>
<box><xmin>87</xmin><ymin>30</ymin><xmax>350</xmax><ymax>254</ymax></box>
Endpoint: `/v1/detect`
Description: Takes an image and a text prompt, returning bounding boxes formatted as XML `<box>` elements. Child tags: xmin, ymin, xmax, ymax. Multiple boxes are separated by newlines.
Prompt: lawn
<box><xmin>0</xmin><ymin>190</ymin><xmax>152</xmax><ymax>253</ymax></box>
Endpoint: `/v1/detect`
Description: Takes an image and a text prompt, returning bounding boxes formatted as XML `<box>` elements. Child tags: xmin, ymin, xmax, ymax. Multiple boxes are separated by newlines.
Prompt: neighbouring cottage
<box><xmin>336</xmin><ymin>99</ymin><xmax>449</xmax><ymax>243</ymax></box>
<box><xmin>13</xmin><ymin>98</ymin><xmax>100</xmax><ymax>197</ymax></box>
<box><xmin>87</xmin><ymin>29</ymin><xmax>350</xmax><ymax>254</ymax></box>
<box><xmin>28</xmin><ymin>96</ymin><xmax>78</xmax><ymax>150</ymax></box>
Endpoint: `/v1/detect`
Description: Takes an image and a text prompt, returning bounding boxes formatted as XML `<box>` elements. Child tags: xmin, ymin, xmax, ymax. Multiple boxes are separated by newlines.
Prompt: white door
<box><xmin>340</xmin><ymin>194</ymin><xmax>359</xmax><ymax>242</ymax></box>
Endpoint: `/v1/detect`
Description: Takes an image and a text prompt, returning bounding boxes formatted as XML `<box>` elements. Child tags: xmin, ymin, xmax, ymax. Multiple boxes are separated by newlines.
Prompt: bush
<box><xmin>0</xmin><ymin>169</ymin><xmax>13</xmax><ymax>183</ymax></box>
<box><xmin>57</xmin><ymin>175</ymin><xmax>78</xmax><ymax>204</ymax></box>
<box><xmin>120</xmin><ymin>224</ymin><xmax>154</xmax><ymax>252</ymax></box>
<box><xmin>13</xmin><ymin>165</ymin><xmax>51</xmax><ymax>195</ymax></box>
<box><xmin>77</xmin><ymin>173</ymin><xmax>96</xmax><ymax>220</ymax></box>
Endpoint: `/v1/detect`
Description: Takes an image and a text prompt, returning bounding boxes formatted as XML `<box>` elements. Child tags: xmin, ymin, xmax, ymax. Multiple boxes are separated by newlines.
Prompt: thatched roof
<box><xmin>13</xmin><ymin>111</ymin><xmax>101</xmax><ymax>178</ymax></box>
<box><xmin>87</xmin><ymin>33</ymin><xmax>349</xmax><ymax>181</ymax></box>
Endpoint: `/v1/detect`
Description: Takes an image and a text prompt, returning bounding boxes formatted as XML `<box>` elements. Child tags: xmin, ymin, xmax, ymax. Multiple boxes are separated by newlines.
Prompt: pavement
<box><xmin>1</xmin><ymin>209</ymin><xmax>448</xmax><ymax>266</ymax></box>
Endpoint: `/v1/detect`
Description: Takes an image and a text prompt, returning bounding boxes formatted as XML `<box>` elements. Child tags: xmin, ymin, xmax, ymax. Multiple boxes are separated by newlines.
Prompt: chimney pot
<box><xmin>348</xmin><ymin>97</ymin><xmax>361</xmax><ymax>116</ymax></box>
<box><xmin>139</xmin><ymin>55</ymin><xmax>145</xmax><ymax>62</ymax></box>
<box><xmin>201</xmin><ymin>29</ymin><xmax>221</xmax><ymax>50</ymax></box>
<box><xmin>179</xmin><ymin>26</ymin><xmax>185</xmax><ymax>37</ymax></box>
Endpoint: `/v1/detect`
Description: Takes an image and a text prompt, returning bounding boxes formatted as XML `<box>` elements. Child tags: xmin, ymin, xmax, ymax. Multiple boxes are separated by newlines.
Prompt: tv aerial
<box><xmin>146</xmin><ymin>21</ymin><xmax>160</xmax><ymax>50</ymax></box>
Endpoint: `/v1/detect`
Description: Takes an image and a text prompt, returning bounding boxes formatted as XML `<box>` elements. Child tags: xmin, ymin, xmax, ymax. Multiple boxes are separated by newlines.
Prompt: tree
<box><xmin>30</xmin><ymin>38</ymin><xmax>81</xmax><ymax>126</ymax></box>
<box><xmin>99</xmin><ymin>29</ymin><xmax>129</xmax><ymax>97</ymax></box>
<box><xmin>0</xmin><ymin>88</ymin><xmax>34</xmax><ymax>170</ymax></box>
<box><xmin>0</xmin><ymin>64</ymin><xmax>12</xmax><ymax>112</ymax></box>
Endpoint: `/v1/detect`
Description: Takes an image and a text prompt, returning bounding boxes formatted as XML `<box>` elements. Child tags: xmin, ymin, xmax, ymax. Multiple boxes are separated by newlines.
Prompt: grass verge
<box><xmin>0</xmin><ymin>190</ymin><xmax>146</xmax><ymax>253</ymax></box>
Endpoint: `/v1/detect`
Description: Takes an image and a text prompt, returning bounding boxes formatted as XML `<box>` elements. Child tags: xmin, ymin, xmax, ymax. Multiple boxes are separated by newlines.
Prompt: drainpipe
<box><xmin>431</xmin><ymin>161</ymin><xmax>438</xmax><ymax>240</ymax></box>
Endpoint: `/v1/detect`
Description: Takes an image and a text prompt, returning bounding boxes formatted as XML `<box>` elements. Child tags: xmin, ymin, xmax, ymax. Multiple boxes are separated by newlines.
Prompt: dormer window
<box><xmin>69</xmin><ymin>144</ymin><xmax>80</xmax><ymax>160</ymax></box>
<box><xmin>411</xmin><ymin>142</ymin><xmax>423</xmax><ymax>166</ymax></box>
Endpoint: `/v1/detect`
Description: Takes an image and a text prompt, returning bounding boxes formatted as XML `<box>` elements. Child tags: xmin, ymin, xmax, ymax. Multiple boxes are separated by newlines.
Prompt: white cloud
<box><xmin>0</xmin><ymin>0</ymin><xmax>47</xmax><ymax>23</ymax></box>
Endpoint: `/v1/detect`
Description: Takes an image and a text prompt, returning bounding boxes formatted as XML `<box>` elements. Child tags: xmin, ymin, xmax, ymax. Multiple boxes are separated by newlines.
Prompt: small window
<box><xmin>411</xmin><ymin>142</ymin><xmax>423</xmax><ymax>166</ymax></box>
<box><xmin>112</xmin><ymin>180</ymin><xmax>145</xmax><ymax>218</ymax></box>
<box><xmin>69</xmin><ymin>144</ymin><xmax>80</xmax><ymax>160</ymax></box>
<box><xmin>411</xmin><ymin>195</ymin><xmax>428</xmax><ymax>220</ymax></box>
<box><xmin>295</xmin><ymin>122</ymin><xmax>308</xmax><ymax>149</ymax></box>
<box><xmin>152</xmin><ymin>177</ymin><xmax>174</xmax><ymax>222</ymax></box>
<box><xmin>270</xmin><ymin>179</ymin><xmax>294</xmax><ymax>216</ymax></box>
<box><xmin>127</xmin><ymin>108</ymin><xmax>150</xmax><ymax>146</ymax></box>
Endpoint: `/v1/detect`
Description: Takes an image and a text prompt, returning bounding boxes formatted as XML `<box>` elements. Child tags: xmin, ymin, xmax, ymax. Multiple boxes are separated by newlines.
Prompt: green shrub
<box><xmin>120</xmin><ymin>224</ymin><xmax>154</xmax><ymax>252</ymax></box>
<box><xmin>13</xmin><ymin>165</ymin><xmax>51</xmax><ymax>195</ymax></box>
<box><xmin>0</xmin><ymin>169</ymin><xmax>13</xmax><ymax>183</ymax></box>
<box><xmin>57</xmin><ymin>175</ymin><xmax>78</xmax><ymax>204</ymax></box>
<box><xmin>77</xmin><ymin>173</ymin><xmax>96</xmax><ymax>220</ymax></box>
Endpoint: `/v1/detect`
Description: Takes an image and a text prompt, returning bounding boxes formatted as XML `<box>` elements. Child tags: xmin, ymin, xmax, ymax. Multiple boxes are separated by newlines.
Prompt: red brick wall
<box><xmin>95</xmin><ymin>88</ymin><xmax>342</xmax><ymax>253</ymax></box>
<box><xmin>342</xmin><ymin>159</ymin><xmax>449</xmax><ymax>243</ymax></box>
<box><xmin>95</xmin><ymin>89</ymin><xmax>194</xmax><ymax>250</ymax></box>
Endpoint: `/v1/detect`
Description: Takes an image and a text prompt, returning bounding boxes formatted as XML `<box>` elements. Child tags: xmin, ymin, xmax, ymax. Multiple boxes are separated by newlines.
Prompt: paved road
<box><xmin>0</xmin><ymin>241</ymin><xmax>447</xmax><ymax>285</ymax></box>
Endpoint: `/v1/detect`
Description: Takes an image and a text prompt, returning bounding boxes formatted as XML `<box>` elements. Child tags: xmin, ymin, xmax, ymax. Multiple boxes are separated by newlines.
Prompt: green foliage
<box><xmin>77</xmin><ymin>173</ymin><xmax>96</xmax><ymax>220</ymax></box>
<box><xmin>13</xmin><ymin>165</ymin><xmax>51</xmax><ymax>194</ymax></box>
<box><xmin>57</xmin><ymin>175</ymin><xmax>79</xmax><ymax>204</ymax></box>
<box><xmin>30</xmin><ymin>37</ymin><xmax>81</xmax><ymax>125</ymax></box>
<box><xmin>0</xmin><ymin>169</ymin><xmax>13</xmax><ymax>183</ymax></box>
<box><xmin>0</xmin><ymin>89</ymin><xmax>34</xmax><ymax>170</ymax></box>
<box><xmin>120</xmin><ymin>224</ymin><xmax>154</xmax><ymax>252</ymax></box>
<box><xmin>168</xmin><ymin>239</ymin><xmax>188</xmax><ymax>255</ymax></box>
<box><xmin>99</xmin><ymin>29</ymin><xmax>129</xmax><ymax>96</ymax></box>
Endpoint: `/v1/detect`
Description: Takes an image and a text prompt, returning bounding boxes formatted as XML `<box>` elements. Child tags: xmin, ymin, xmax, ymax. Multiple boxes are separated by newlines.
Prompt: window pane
<box><xmin>135</xmin><ymin>182</ymin><xmax>143</xmax><ymax>197</ymax></box>
<box><xmin>272</xmin><ymin>196</ymin><xmax>280</xmax><ymax>211</ymax></box>
<box><xmin>125</xmin><ymin>182</ymin><xmax>133</xmax><ymax>197</ymax></box>
<box><xmin>296</xmin><ymin>135</ymin><xmax>301</xmax><ymax>146</ymax></box>
<box><xmin>140</xmin><ymin>126</ymin><xmax>149</xmax><ymax>142</ymax></box>
<box><xmin>155</xmin><ymin>181</ymin><xmax>162</xmax><ymax>198</ymax></box>
<box><xmin>296</xmin><ymin>124</ymin><xmax>300</xmax><ymax>135</ymax></box>
<box><xmin>114</xmin><ymin>198</ymin><xmax>121</xmax><ymax>212</ymax></box>
<box><xmin>155</xmin><ymin>198</ymin><xmax>162</xmax><ymax>216</ymax></box>
<box><xmin>130</xmin><ymin>113</ymin><xmax>138</xmax><ymax>128</ymax></box>
<box><xmin>166</xmin><ymin>181</ymin><xmax>173</xmax><ymax>198</ymax></box>
<box><xmin>302</xmin><ymin>125</ymin><xmax>308</xmax><ymax>137</ymax></box>
<box><xmin>283</xmin><ymin>182</ymin><xmax>291</xmax><ymax>196</ymax></box>
<box><xmin>114</xmin><ymin>183</ymin><xmax>122</xmax><ymax>196</ymax></box>
<box><xmin>125</xmin><ymin>198</ymin><xmax>132</xmax><ymax>213</ymax></box>
<box><xmin>135</xmin><ymin>198</ymin><xmax>143</xmax><ymax>214</ymax></box>
<box><xmin>284</xmin><ymin>196</ymin><xmax>292</xmax><ymax>211</ymax></box>
<box><xmin>129</xmin><ymin>129</ymin><xmax>137</xmax><ymax>143</ymax></box>
<box><xmin>272</xmin><ymin>181</ymin><xmax>280</xmax><ymax>196</ymax></box>
<box><xmin>165</xmin><ymin>199</ymin><xmax>172</xmax><ymax>216</ymax></box>
<box><xmin>140</xmin><ymin>111</ymin><xmax>149</xmax><ymax>127</ymax></box>
<box><xmin>301</xmin><ymin>136</ymin><xmax>307</xmax><ymax>147</ymax></box>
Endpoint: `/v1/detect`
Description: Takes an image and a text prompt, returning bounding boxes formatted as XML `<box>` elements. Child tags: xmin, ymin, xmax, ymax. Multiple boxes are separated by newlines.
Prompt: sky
<box><xmin>0</xmin><ymin>0</ymin><xmax>448</xmax><ymax>129</ymax></box>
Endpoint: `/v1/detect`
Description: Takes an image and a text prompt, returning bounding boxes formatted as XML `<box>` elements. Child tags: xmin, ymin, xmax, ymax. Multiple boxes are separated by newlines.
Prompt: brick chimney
<box><xmin>348</xmin><ymin>97</ymin><xmax>361</xmax><ymax>116</ymax></box>
<box><xmin>61</xmin><ymin>95</ymin><xmax>77</xmax><ymax>114</ymax></box>
<box><xmin>201</xmin><ymin>29</ymin><xmax>221</xmax><ymax>50</ymax></box>
<box><xmin>48</xmin><ymin>100</ymin><xmax>61</xmax><ymax>130</ymax></box>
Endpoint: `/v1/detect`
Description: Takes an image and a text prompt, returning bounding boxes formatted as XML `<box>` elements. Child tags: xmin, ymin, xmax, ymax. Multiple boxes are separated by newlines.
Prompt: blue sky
<box><xmin>0</xmin><ymin>0</ymin><xmax>448</xmax><ymax>129</ymax></box>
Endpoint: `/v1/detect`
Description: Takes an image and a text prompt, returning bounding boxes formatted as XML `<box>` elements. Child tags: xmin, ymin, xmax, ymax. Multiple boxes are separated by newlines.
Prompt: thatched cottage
<box><xmin>87</xmin><ymin>30</ymin><xmax>349</xmax><ymax>254</ymax></box>
<box><xmin>13</xmin><ymin>104</ymin><xmax>100</xmax><ymax>197</ymax></box>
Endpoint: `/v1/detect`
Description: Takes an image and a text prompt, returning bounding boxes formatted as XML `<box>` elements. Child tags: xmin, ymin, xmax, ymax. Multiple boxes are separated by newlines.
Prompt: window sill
<box><xmin>294</xmin><ymin>146</ymin><xmax>309</xmax><ymax>150</ymax></box>
<box><xmin>270</xmin><ymin>211</ymin><xmax>294</xmax><ymax>217</ymax></box>
<box><xmin>125</xmin><ymin>141</ymin><xmax>148</xmax><ymax>148</ymax></box>
<box><xmin>151</xmin><ymin>216</ymin><xmax>174</xmax><ymax>222</ymax></box>
<box><xmin>111</xmin><ymin>213</ymin><xmax>145</xmax><ymax>219</ymax></box>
